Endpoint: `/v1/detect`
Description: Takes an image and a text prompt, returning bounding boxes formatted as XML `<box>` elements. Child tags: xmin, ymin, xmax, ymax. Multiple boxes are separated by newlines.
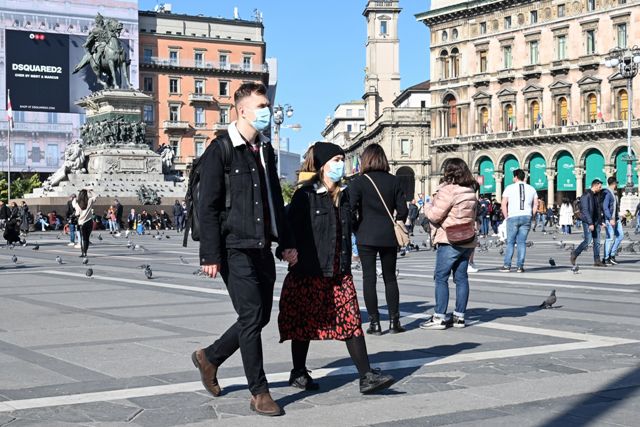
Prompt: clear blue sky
<box><xmin>139</xmin><ymin>1</ymin><xmax>432</xmax><ymax>154</ymax></box>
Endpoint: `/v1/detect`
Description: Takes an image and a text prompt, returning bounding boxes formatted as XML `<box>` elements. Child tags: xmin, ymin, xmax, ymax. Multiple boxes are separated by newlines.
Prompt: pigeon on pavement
<box><xmin>549</xmin><ymin>258</ymin><xmax>556</xmax><ymax>267</ymax></box>
<box><xmin>539</xmin><ymin>290</ymin><xmax>557</xmax><ymax>309</ymax></box>
<box><xmin>56</xmin><ymin>256</ymin><xmax>63</xmax><ymax>265</ymax></box>
<box><xmin>32</xmin><ymin>244</ymin><xmax>39</xmax><ymax>251</ymax></box>
<box><xmin>85</xmin><ymin>268</ymin><xmax>93</xmax><ymax>278</ymax></box>
<box><xmin>82</xmin><ymin>257</ymin><xmax>89</xmax><ymax>265</ymax></box>
<box><xmin>144</xmin><ymin>266</ymin><xmax>153</xmax><ymax>279</ymax></box>
<box><xmin>180</xmin><ymin>256</ymin><xmax>189</xmax><ymax>265</ymax></box>
<box><xmin>526</xmin><ymin>241</ymin><xmax>534</xmax><ymax>248</ymax></box>
<box><xmin>11</xmin><ymin>255</ymin><xmax>18</xmax><ymax>264</ymax></box>
<box><xmin>97</xmin><ymin>234</ymin><xmax>103</xmax><ymax>241</ymax></box>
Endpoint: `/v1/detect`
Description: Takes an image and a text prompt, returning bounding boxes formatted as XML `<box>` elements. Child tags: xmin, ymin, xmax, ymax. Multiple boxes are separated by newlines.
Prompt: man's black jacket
<box><xmin>284</xmin><ymin>183</ymin><xmax>352</xmax><ymax>278</ymax></box>
<box><xmin>0</xmin><ymin>204</ymin><xmax>10</xmax><ymax>220</ymax></box>
<box><xmin>580</xmin><ymin>189</ymin><xmax>602</xmax><ymax>225</ymax></box>
<box><xmin>198</xmin><ymin>133</ymin><xmax>293</xmax><ymax>265</ymax></box>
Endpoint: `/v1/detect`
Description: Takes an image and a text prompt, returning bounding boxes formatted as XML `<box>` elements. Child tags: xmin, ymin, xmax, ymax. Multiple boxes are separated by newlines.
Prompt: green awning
<box><xmin>503</xmin><ymin>156</ymin><xmax>519</xmax><ymax>186</ymax></box>
<box><xmin>585</xmin><ymin>150</ymin><xmax>605</xmax><ymax>187</ymax></box>
<box><xmin>616</xmin><ymin>150</ymin><xmax>638</xmax><ymax>186</ymax></box>
<box><xmin>556</xmin><ymin>153</ymin><xmax>576</xmax><ymax>191</ymax></box>
<box><xmin>529</xmin><ymin>154</ymin><xmax>547</xmax><ymax>190</ymax></box>
<box><xmin>479</xmin><ymin>157</ymin><xmax>496</xmax><ymax>194</ymax></box>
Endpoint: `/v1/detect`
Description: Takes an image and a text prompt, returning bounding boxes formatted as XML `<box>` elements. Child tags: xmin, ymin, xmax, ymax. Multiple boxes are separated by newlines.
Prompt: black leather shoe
<box><xmin>360</xmin><ymin>369</ymin><xmax>395</xmax><ymax>394</ymax></box>
<box><xmin>289</xmin><ymin>368</ymin><xmax>319</xmax><ymax>391</ymax></box>
<box><xmin>388</xmin><ymin>317</ymin><xmax>405</xmax><ymax>334</ymax></box>
<box><xmin>366</xmin><ymin>321</ymin><xmax>382</xmax><ymax>336</ymax></box>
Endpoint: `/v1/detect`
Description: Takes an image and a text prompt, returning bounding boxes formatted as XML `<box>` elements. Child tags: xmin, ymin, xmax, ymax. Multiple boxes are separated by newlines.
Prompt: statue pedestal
<box><xmin>620</xmin><ymin>193</ymin><xmax>640</xmax><ymax>216</ymax></box>
<box><xmin>76</xmin><ymin>89</ymin><xmax>152</xmax><ymax>124</ymax></box>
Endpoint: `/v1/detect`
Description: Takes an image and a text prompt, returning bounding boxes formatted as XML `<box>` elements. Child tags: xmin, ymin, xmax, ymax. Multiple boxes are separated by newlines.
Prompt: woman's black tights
<box><xmin>291</xmin><ymin>336</ymin><xmax>371</xmax><ymax>377</ymax></box>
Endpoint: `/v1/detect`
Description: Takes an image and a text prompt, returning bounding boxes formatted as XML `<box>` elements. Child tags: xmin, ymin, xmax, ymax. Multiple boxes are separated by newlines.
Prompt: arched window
<box><xmin>557</xmin><ymin>97</ymin><xmax>568</xmax><ymax>126</ymax></box>
<box><xmin>451</xmin><ymin>48</ymin><xmax>460</xmax><ymax>78</ymax></box>
<box><xmin>587</xmin><ymin>93</ymin><xmax>597</xmax><ymax>123</ymax></box>
<box><xmin>440</xmin><ymin>50</ymin><xmax>450</xmax><ymax>79</ymax></box>
<box><xmin>442</xmin><ymin>31</ymin><xmax>448</xmax><ymax>42</ymax></box>
<box><xmin>452</xmin><ymin>29</ymin><xmax>459</xmax><ymax>40</ymax></box>
<box><xmin>444</xmin><ymin>94</ymin><xmax>457</xmax><ymax>137</ymax></box>
<box><xmin>504</xmin><ymin>104</ymin><xmax>514</xmax><ymax>131</ymax></box>
<box><xmin>530</xmin><ymin>100</ymin><xmax>540</xmax><ymax>129</ymax></box>
<box><xmin>480</xmin><ymin>107</ymin><xmax>489</xmax><ymax>134</ymax></box>
<box><xmin>618</xmin><ymin>89</ymin><xmax>629</xmax><ymax>121</ymax></box>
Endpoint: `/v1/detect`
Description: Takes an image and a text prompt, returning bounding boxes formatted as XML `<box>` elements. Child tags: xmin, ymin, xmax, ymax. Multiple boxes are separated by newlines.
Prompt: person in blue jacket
<box><xmin>602</xmin><ymin>177</ymin><xmax>623</xmax><ymax>265</ymax></box>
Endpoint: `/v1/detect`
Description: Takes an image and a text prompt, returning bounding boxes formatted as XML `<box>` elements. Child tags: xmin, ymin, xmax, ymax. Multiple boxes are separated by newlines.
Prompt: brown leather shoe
<box><xmin>250</xmin><ymin>392</ymin><xmax>284</xmax><ymax>417</ymax></box>
<box><xmin>191</xmin><ymin>350</ymin><xmax>221</xmax><ymax>397</ymax></box>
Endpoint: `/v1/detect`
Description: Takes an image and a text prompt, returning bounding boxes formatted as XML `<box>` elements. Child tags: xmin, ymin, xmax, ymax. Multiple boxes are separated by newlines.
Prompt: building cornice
<box><xmin>416</xmin><ymin>0</ymin><xmax>536</xmax><ymax>27</ymax></box>
<box><xmin>139</xmin><ymin>10</ymin><xmax>264</xmax><ymax>28</ymax></box>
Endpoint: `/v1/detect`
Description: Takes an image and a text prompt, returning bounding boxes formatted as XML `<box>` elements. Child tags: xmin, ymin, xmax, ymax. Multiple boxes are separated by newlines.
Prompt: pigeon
<box><xmin>138</xmin><ymin>264</ymin><xmax>150</xmax><ymax>270</ymax></box>
<box><xmin>180</xmin><ymin>256</ymin><xmax>189</xmax><ymax>265</ymax></box>
<box><xmin>552</xmin><ymin>235</ymin><xmax>557</xmax><ymax>240</ymax></box>
<box><xmin>82</xmin><ymin>257</ymin><xmax>89</xmax><ymax>265</ymax></box>
<box><xmin>499</xmin><ymin>248</ymin><xmax>504</xmax><ymax>256</ymax></box>
<box><xmin>144</xmin><ymin>266</ymin><xmax>153</xmax><ymax>279</ymax></box>
<box><xmin>571</xmin><ymin>265</ymin><xmax>580</xmax><ymax>274</ymax></box>
<box><xmin>526</xmin><ymin>241</ymin><xmax>534</xmax><ymax>248</ymax></box>
<box><xmin>85</xmin><ymin>268</ymin><xmax>93</xmax><ymax>278</ymax></box>
<box><xmin>549</xmin><ymin>258</ymin><xmax>556</xmax><ymax>267</ymax></box>
<box><xmin>32</xmin><ymin>244</ymin><xmax>39</xmax><ymax>251</ymax></box>
<box><xmin>193</xmin><ymin>268</ymin><xmax>206</xmax><ymax>276</ymax></box>
<box><xmin>11</xmin><ymin>254</ymin><xmax>18</xmax><ymax>264</ymax></box>
<box><xmin>539</xmin><ymin>290</ymin><xmax>557</xmax><ymax>309</ymax></box>
<box><xmin>165</xmin><ymin>235</ymin><xmax>170</xmax><ymax>239</ymax></box>
<box><xmin>56</xmin><ymin>233</ymin><xmax>62</xmax><ymax>240</ymax></box>
<box><xmin>97</xmin><ymin>234</ymin><xmax>103</xmax><ymax>241</ymax></box>
<box><xmin>56</xmin><ymin>256</ymin><xmax>63</xmax><ymax>265</ymax></box>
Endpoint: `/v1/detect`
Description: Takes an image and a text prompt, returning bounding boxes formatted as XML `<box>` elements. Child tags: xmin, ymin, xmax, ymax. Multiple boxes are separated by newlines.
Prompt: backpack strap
<box><xmin>219</xmin><ymin>134</ymin><xmax>233</xmax><ymax>209</ymax></box>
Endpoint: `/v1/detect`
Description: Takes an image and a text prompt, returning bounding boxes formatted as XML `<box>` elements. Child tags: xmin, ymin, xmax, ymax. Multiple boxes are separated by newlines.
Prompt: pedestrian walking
<box><xmin>19</xmin><ymin>202</ymin><xmax>31</xmax><ymax>235</ymax></box>
<box><xmin>420</xmin><ymin>158</ymin><xmax>478</xmax><ymax>329</ymax></box>
<box><xmin>114</xmin><ymin>199</ymin><xmax>123</xmax><ymax>231</ymax></box>
<box><xmin>500</xmin><ymin>169</ymin><xmax>537</xmax><ymax>273</ymax></box>
<box><xmin>349</xmin><ymin>144</ymin><xmax>408</xmax><ymax>335</ymax></box>
<box><xmin>73</xmin><ymin>189</ymin><xmax>97</xmax><ymax>258</ymax></box>
<box><xmin>66</xmin><ymin>194</ymin><xmax>80</xmax><ymax>247</ymax></box>
<box><xmin>570</xmin><ymin>179</ymin><xmax>605</xmax><ymax>267</ymax></box>
<box><xmin>490</xmin><ymin>199</ymin><xmax>502</xmax><ymax>235</ymax></box>
<box><xmin>603</xmin><ymin>177</ymin><xmax>623</xmax><ymax>265</ymax></box>
<box><xmin>278</xmin><ymin>141</ymin><xmax>395</xmax><ymax>394</ymax></box>
<box><xmin>478</xmin><ymin>197</ymin><xmax>491</xmax><ymax>237</ymax></box>
<box><xmin>634</xmin><ymin>200</ymin><xmax>640</xmax><ymax>234</ymax></box>
<box><xmin>533</xmin><ymin>198</ymin><xmax>546</xmax><ymax>232</ymax></box>
<box><xmin>173</xmin><ymin>200</ymin><xmax>183</xmax><ymax>232</ymax></box>
<box><xmin>193</xmin><ymin>83</ymin><xmax>297</xmax><ymax>417</ymax></box>
<box><xmin>559</xmin><ymin>198</ymin><xmax>574</xmax><ymax>234</ymax></box>
<box><xmin>0</xmin><ymin>200</ymin><xmax>10</xmax><ymax>230</ymax></box>
<box><xmin>127</xmin><ymin>208</ymin><xmax>137</xmax><ymax>230</ymax></box>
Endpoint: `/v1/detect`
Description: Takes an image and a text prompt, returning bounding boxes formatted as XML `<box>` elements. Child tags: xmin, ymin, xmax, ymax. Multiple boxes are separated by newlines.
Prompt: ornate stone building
<box><xmin>418</xmin><ymin>0</ymin><xmax>640</xmax><ymax>204</ymax></box>
<box><xmin>337</xmin><ymin>0</ymin><xmax>431</xmax><ymax>200</ymax></box>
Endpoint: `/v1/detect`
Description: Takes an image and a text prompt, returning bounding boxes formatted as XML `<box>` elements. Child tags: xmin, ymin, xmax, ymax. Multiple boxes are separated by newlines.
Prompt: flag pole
<box><xmin>7</xmin><ymin>89</ymin><xmax>11</xmax><ymax>203</ymax></box>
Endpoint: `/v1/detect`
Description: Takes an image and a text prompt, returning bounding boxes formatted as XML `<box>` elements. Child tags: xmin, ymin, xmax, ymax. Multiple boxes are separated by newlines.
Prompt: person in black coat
<box><xmin>571</xmin><ymin>179</ymin><xmax>604</xmax><ymax>267</ymax></box>
<box><xmin>349</xmin><ymin>143</ymin><xmax>408</xmax><ymax>335</ymax></box>
<box><xmin>0</xmin><ymin>200</ymin><xmax>10</xmax><ymax>230</ymax></box>
<box><xmin>193</xmin><ymin>83</ymin><xmax>296</xmax><ymax>416</ymax></box>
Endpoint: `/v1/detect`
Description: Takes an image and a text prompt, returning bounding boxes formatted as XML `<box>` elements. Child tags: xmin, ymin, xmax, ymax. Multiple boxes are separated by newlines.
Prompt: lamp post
<box><xmin>605</xmin><ymin>46</ymin><xmax>640</xmax><ymax>195</ymax></box>
<box><xmin>272</xmin><ymin>104</ymin><xmax>294</xmax><ymax>179</ymax></box>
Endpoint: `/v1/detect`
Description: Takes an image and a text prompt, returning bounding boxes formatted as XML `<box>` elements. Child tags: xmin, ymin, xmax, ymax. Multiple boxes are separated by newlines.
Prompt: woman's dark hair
<box><xmin>77</xmin><ymin>189</ymin><xmax>88</xmax><ymax>211</ymax></box>
<box><xmin>562</xmin><ymin>197</ymin><xmax>570</xmax><ymax>205</ymax></box>
<box><xmin>441</xmin><ymin>159</ymin><xmax>478</xmax><ymax>189</ymax></box>
<box><xmin>360</xmin><ymin>144</ymin><xmax>390</xmax><ymax>174</ymax></box>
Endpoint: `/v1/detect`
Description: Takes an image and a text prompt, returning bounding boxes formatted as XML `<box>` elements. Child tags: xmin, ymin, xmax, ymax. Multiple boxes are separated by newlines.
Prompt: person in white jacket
<box><xmin>559</xmin><ymin>198</ymin><xmax>574</xmax><ymax>234</ymax></box>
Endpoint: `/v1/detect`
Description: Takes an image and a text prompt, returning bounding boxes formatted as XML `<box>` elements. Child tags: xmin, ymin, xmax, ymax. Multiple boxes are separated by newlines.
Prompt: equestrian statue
<box><xmin>72</xmin><ymin>14</ymin><xmax>131</xmax><ymax>89</ymax></box>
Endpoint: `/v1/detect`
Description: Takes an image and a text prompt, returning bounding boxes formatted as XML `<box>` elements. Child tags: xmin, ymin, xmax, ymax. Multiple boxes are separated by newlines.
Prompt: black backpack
<box><xmin>182</xmin><ymin>134</ymin><xmax>233</xmax><ymax>247</ymax></box>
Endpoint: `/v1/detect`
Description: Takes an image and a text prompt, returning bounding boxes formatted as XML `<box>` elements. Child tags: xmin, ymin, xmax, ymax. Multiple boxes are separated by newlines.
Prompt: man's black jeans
<box><xmin>204</xmin><ymin>247</ymin><xmax>276</xmax><ymax>395</ymax></box>
<box><xmin>358</xmin><ymin>245</ymin><xmax>400</xmax><ymax>320</ymax></box>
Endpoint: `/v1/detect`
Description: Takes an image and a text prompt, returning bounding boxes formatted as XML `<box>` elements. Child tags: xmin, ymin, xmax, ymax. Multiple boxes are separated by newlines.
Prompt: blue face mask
<box><xmin>250</xmin><ymin>107</ymin><xmax>271</xmax><ymax>132</ymax></box>
<box><xmin>326</xmin><ymin>161</ymin><xmax>345</xmax><ymax>183</ymax></box>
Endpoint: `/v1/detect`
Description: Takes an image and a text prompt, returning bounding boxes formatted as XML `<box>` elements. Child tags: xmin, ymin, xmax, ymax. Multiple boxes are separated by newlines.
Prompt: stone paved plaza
<box><xmin>0</xmin><ymin>228</ymin><xmax>639</xmax><ymax>426</ymax></box>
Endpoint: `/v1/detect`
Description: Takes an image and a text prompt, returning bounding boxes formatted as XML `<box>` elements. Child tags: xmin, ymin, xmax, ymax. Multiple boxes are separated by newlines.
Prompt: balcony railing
<box><xmin>0</xmin><ymin>121</ymin><xmax>73</xmax><ymax>133</ymax></box>
<box><xmin>142</xmin><ymin>57</ymin><xmax>269</xmax><ymax>73</ymax></box>
<box><xmin>163</xmin><ymin>120</ymin><xmax>190</xmax><ymax>130</ymax></box>
<box><xmin>45</xmin><ymin>157</ymin><xmax>59</xmax><ymax>167</ymax></box>
<box><xmin>213</xmin><ymin>123</ymin><xmax>229</xmax><ymax>131</ymax></box>
<box><xmin>188</xmin><ymin>93</ymin><xmax>215</xmax><ymax>103</ymax></box>
<box><xmin>432</xmin><ymin>119</ymin><xmax>640</xmax><ymax>146</ymax></box>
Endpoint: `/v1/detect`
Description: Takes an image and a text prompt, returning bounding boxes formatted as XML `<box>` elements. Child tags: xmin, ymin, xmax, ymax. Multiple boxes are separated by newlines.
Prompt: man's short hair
<box><xmin>607</xmin><ymin>176</ymin><xmax>618</xmax><ymax>185</ymax></box>
<box><xmin>513</xmin><ymin>169</ymin><xmax>525</xmax><ymax>181</ymax></box>
<box><xmin>591</xmin><ymin>178</ymin><xmax>603</xmax><ymax>187</ymax></box>
<box><xmin>234</xmin><ymin>82</ymin><xmax>268</xmax><ymax>105</ymax></box>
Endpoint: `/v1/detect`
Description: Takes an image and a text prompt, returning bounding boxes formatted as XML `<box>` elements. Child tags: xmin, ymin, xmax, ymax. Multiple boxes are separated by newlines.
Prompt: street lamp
<box><xmin>273</xmin><ymin>104</ymin><xmax>294</xmax><ymax>178</ymax></box>
<box><xmin>605</xmin><ymin>46</ymin><xmax>640</xmax><ymax>195</ymax></box>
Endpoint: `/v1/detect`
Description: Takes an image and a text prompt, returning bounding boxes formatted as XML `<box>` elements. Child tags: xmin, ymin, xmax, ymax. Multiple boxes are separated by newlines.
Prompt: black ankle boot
<box><xmin>388</xmin><ymin>316</ymin><xmax>405</xmax><ymax>334</ymax></box>
<box><xmin>359</xmin><ymin>368</ymin><xmax>395</xmax><ymax>394</ymax></box>
<box><xmin>366</xmin><ymin>319</ymin><xmax>382</xmax><ymax>336</ymax></box>
<box><xmin>288</xmin><ymin>368</ymin><xmax>319</xmax><ymax>391</ymax></box>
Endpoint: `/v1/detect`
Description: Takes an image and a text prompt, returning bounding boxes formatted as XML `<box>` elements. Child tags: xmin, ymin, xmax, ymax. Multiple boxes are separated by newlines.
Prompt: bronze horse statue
<box><xmin>73</xmin><ymin>20</ymin><xmax>131</xmax><ymax>90</ymax></box>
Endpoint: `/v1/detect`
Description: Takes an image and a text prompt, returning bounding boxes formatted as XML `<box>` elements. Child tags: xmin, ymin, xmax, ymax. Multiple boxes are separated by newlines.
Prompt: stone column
<box><xmin>575</xmin><ymin>167</ymin><xmax>585</xmax><ymax>196</ymax></box>
<box><xmin>604</xmin><ymin>164</ymin><xmax>616</xmax><ymax>181</ymax></box>
<box><xmin>546</xmin><ymin>169</ymin><xmax>557</xmax><ymax>206</ymax></box>
<box><xmin>494</xmin><ymin>172</ymin><xmax>505</xmax><ymax>202</ymax></box>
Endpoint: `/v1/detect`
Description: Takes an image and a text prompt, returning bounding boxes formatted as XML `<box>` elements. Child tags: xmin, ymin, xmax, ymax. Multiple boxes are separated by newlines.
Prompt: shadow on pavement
<box><xmin>275</xmin><ymin>342</ymin><xmax>480</xmax><ymax>410</ymax></box>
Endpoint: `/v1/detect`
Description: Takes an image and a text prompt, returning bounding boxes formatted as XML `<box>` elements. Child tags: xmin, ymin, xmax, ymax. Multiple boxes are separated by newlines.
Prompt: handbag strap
<box><xmin>364</xmin><ymin>174</ymin><xmax>397</xmax><ymax>226</ymax></box>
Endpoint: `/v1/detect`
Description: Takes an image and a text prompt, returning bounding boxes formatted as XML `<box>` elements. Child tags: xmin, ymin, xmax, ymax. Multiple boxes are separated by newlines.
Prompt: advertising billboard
<box><xmin>5</xmin><ymin>29</ymin><xmax>129</xmax><ymax>113</ymax></box>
